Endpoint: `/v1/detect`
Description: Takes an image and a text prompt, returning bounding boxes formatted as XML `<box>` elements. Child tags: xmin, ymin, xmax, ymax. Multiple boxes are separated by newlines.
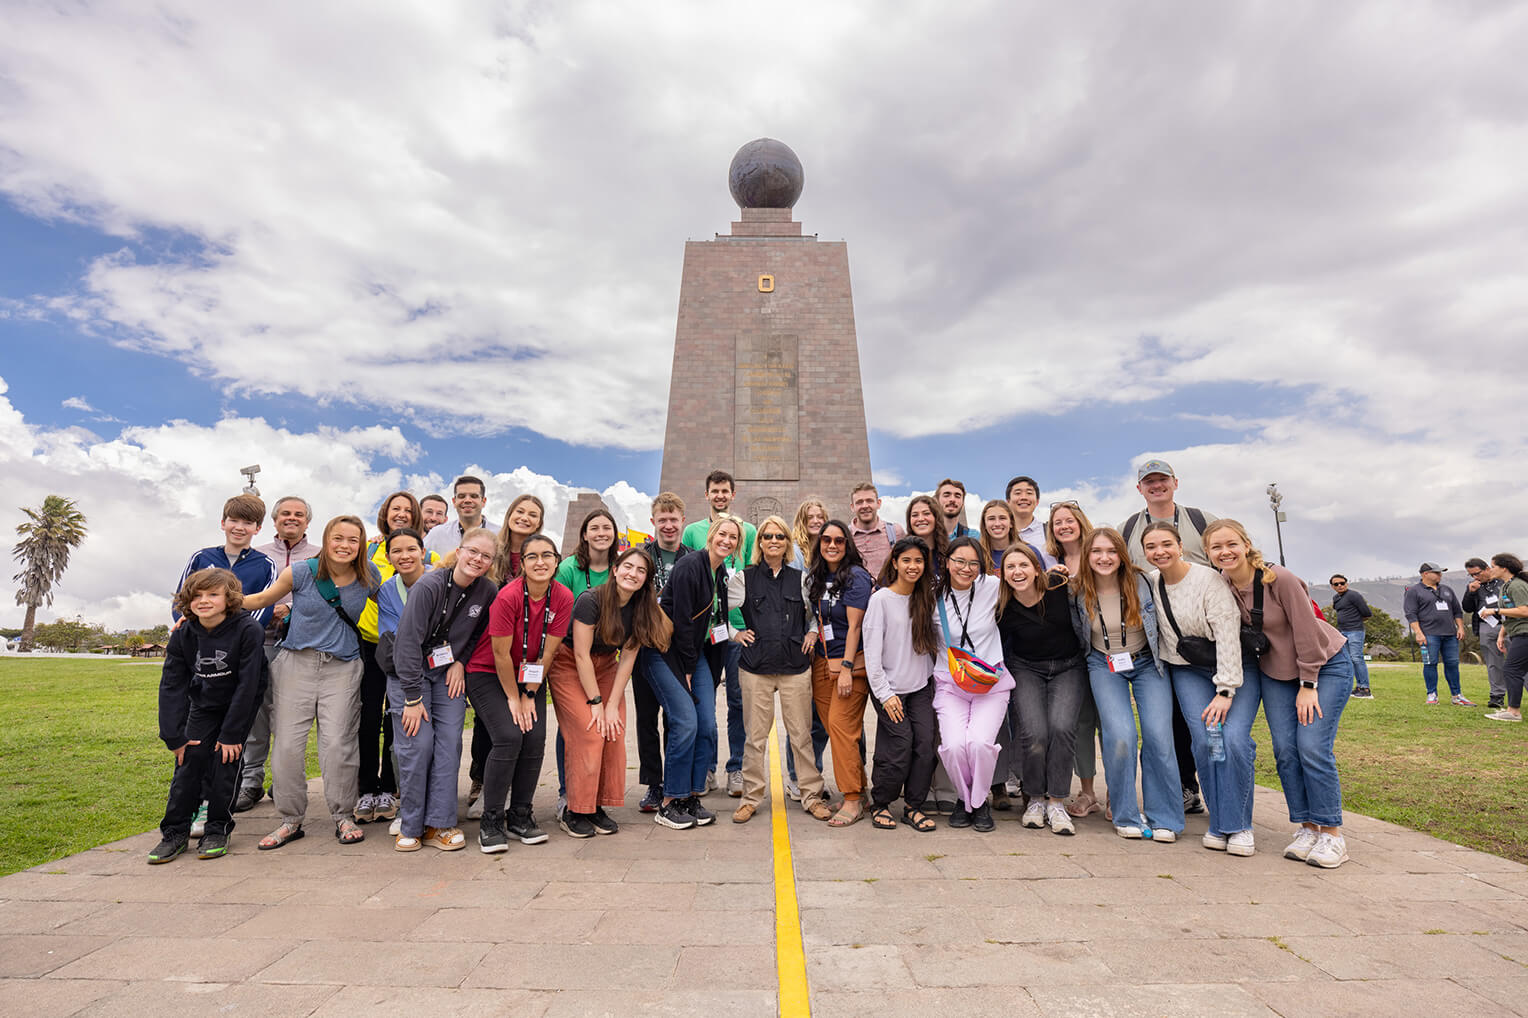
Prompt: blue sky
<box><xmin>2</xmin><ymin>1</ymin><xmax>1526</xmax><ymax>628</ymax></box>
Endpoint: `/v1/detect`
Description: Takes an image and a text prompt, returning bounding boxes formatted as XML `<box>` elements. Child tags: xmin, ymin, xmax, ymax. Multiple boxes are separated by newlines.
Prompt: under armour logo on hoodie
<box><xmin>197</xmin><ymin>649</ymin><xmax>228</xmax><ymax>671</ymax></box>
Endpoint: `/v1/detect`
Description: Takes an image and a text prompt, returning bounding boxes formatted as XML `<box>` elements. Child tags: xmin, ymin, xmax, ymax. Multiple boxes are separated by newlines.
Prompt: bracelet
<box><xmin>404</xmin><ymin>697</ymin><xmax>423</xmax><ymax>707</ymax></box>
<box><xmin>586</xmin><ymin>695</ymin><xmax>603</xmax><ymax>706</ymax></box>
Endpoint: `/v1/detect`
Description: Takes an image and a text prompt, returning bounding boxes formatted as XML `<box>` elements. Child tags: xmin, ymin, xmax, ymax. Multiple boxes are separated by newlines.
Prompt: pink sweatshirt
<box><xmin>1228</xmin><ymin>565</ymin><xmax>1346</xmax><ymax>684</ymax></box>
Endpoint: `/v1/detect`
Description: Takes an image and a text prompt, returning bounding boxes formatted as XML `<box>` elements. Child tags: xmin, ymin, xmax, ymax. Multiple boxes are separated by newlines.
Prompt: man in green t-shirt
<box><xmin>679</xmin><ymin>470</ymin><xmax>756</xmax><ymax>797</ymax></box>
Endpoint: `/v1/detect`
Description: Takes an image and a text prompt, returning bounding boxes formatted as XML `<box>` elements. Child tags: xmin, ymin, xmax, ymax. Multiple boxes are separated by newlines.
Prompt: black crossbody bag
<box><xmin>1240</xmin><ymin>570</ymin><xmax>1270</xmax><ymax>660</ymax></box>
<box><xmin>1156</xmin><ymin>573</ymin><xmax>1219</xmax><ymax>669</ymax></box>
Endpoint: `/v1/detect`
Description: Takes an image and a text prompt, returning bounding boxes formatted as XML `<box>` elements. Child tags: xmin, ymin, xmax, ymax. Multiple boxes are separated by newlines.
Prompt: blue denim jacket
<box><xmin>1069</xmin><ymin>575</ymin><xmax>1167</xmax><ymax>679</ymax></box>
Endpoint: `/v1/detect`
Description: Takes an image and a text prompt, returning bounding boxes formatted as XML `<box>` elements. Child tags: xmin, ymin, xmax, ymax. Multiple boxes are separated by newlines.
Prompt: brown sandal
<box><xmin>805</xmin><ymin>800</ymin><xmax>834</xmax><ymax>821</ymax></box>
<box><xmin>828</xmin><ymin>802</ymin><xmax>863</xmax><ymax>828</ymax></box>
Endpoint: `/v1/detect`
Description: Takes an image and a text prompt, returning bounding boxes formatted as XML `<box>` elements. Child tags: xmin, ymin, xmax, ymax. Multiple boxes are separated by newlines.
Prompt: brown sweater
<box><xmin>1227</xmin><ymin>565</ymin><xmax>1346</xmax><ymax>684</ymax></box>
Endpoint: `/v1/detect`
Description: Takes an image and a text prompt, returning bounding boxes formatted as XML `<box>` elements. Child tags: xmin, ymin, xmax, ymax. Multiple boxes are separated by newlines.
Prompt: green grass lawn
<box><xmin>0</xmin><ymin>656</ymin><xmax>1523</xmax><ymax>876</ymax></box>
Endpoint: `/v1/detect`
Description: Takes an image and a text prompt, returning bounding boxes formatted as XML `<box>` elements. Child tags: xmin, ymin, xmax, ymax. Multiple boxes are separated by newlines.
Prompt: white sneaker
<box><xmin>1004</xmin><ymin>777</ymin><xmax>1023</xmax><ymax>798</ymax></box>
<box><xmin>1046</xmin><ymin>803</ymin><xmax>1075</xmax><ymax>835</ymax></box>
<box><xmin>466</xmin><ymin>794</ymin><xmax>484</xmax><ymax>820</ymax></box>
<box><xmin>1020</xmin><ymin>800</ymin><xmax>1046</xmax><ymax>829</ymax></box>
<box><xmin>1306</xmin><ymin>833</ymin><xmax>1349</xmax><ymax>869</ymax></box>
<box><xmin>555</xmin><ymin>795</ymin><xmax>567</xmax><ymax>821</ymax></box>
<box><xmin>703</xmin><ymin>772</ymin><xmax>717</xmax><ymax>796</ymax></box>
<box><xmin>1227</xmin><ymin>830</ymin><xmax>1256</xmax><ymax>857</ymax></box>
<box><xmin>1202</xmin><ymin>831</ymin><xmax>1228</xmax><ymax>852</ymax></box>
<box><xmin>1150</xmin><ymin>828</ymin><xmax>1177</xmax><ymax>843</ymax></box>
<box><xmin>727</xmin><ymin>771</ymin><xmax>744</xmax><ymax>797</ymax></box>
<box><xmin>785</xmin><ymin>778</ymin><xmax>802</xmax><ymax>802</ymax></box>
<box><xmin>388</xmin><ymin>817</ymin><xmax>402</xmax><ymax>837</ymax></box>
<box><xmin>1284</xmin><ymin>827</ymin><xmax>1319</xmax><ymax>861</ymax></box>
<box><xmin>1115</xmin><ymin>825</ymin><xmax>1144</xmax><ymax>839</ymax></box>
<box><xmin>190</xmin><ymin>802</ymin><xmax>208</xmax><ymax>839</ymax></box>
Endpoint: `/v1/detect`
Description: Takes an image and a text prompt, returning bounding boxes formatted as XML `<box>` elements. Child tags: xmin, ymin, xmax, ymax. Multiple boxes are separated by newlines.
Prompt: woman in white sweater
<box><xmin>1141</xmin><ymin>522</ymin><xmax>1257</xmax><ymax>856</ymax></box>
<box><xmin>862</xmin><ymin>537</ymin><xmax>940</xmax><ymax>832</ymax></box>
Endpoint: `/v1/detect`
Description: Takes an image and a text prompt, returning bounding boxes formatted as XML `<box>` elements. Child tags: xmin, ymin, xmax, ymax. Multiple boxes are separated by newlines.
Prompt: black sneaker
<box><xmin>479</xmin><ymin>810</ymin><xmax>509</xmax><ymax>854</ymax></box>
<box><xmin>196</xmin><ymin>833</ymin><xmax>228</xmax><ymax>859</ymax></box>
<box><xmin>971</xmin><ymin>803</ymin><xmax>995</xmax><ymax>833</ymax></box>
<box><xmin>655</xmin><ymin>800</ymin><xmax>698</xmax><ymax>830</ymax></box>
<box><xmin>590</xmin><ymin>807</ymin><xmax>619</xmax><ymax>836</ymax></box>
<box><xmin>506</xmin><ymin>807</ymin><xmax>549</xmax><ymax>845</ymax></box>
<box><xmin>1487</xmin><ymin>700</ymin><xmax>1504</xmax><ymax>710</ymax></box>
<box><xmin>147</xmin><ymin>834</ymin><xmax>187</xmax><ymax>864</ymax></box>
<box><xmin>682</xmin><ymin>795</ymin><xmax>716</xmax><ymax>827</ymax></box>
<box><xmin>1183</xmin><ymin>788</ymin><xmax>1205</xmax><ymax>815</ymax></box>
<box><xmin>948</xmin><ymin>801</ymin><xmax>972</xmax><ymax>828</ymax></box>
<box><xmin>1352</xmin><ymin>688</ymin><xmax>1374</xmax><ymax>700</ymax></box>
<box><xmin>232</xmin><ymin>787</ymin><xmax>261</xmax><ymax>813</ymax></box>
<box><xmin>990</xmin><ymin>786</ymin><xmax>1012</xmax><ymax>811</ymax></box>
<box><xmin>558</xmin><ymin>811</ymin><xmax>596</xmax><ymax>839</ymax></box>
<box><xmin>639</xmin><ymin>785</ymin><xmax>662</xmax><ymax>813</ymax></box>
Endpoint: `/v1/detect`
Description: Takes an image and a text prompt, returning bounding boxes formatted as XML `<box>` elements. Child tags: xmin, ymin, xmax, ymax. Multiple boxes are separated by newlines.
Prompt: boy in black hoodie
<box><xmin>149</xmin><ymin>568</ymin><xmax>269</xmax><ymax>863</ymax></box>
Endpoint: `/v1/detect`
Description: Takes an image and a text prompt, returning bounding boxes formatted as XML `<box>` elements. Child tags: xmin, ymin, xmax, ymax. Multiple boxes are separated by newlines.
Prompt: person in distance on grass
<box><xmin>1328</xmin><ymin>574</ymin><xmax>1373</xmax><ymax>700</ymax></box>
<box><xmin>1404</xmin><ymin>562</ymin><xmax>1471</xmax><ymax>706</ymax></box>
<box><xmin>1476</xmin><ymin>552</ymin><xmax>1528</xmax><ymax>723</ymax></box>
<box><xmin>149</xmin><ymin>569</ymin><xmax>269</xmax><ymax>864</ymax></box>
<box><xmin>1204</xmin><ymin>519</ymin><xmax>1353</xmax><ymax>868</ymax></box>
<box><xmin>1462</xmin><ymin>558</ymin><xmax>1507</xmax><ymax>710</ymax></box>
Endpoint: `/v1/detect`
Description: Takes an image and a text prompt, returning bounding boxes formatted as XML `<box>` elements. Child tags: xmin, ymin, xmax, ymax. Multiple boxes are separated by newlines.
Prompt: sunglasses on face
<box><xmin>760</xmin><ymin>532</ymin><xmax>787</xmax><ymax>541</ymax></box>
<box><xmin>819</xmin><ymin>536</ymin><xmax>846</xmax><ymax>547</ymax></box>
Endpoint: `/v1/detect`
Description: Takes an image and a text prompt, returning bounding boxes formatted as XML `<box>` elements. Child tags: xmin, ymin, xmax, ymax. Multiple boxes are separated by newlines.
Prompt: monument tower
<box><xmin>659</xmin><ymin>139</ymin><xmax>873</xmax><ymax>525</ymax></box>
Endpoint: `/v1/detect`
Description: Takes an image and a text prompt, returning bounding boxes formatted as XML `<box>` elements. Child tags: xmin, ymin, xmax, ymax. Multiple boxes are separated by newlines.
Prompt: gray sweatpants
<box><xmin>1481</xmin><ymin>629</ymin><xmax>1508</xmax><ymax>704</ymax></box>
<box><xmin>270</xmin><ymin>647</ymin><xmax>363</xmax><ymax>828</ymax></box>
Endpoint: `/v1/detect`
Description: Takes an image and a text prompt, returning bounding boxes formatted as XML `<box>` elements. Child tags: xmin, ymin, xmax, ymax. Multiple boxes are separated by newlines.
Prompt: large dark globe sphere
<box><xmin>728</xmin><ymin>139</ymin><xmax>804</xmax><ymax>209</ymax></box>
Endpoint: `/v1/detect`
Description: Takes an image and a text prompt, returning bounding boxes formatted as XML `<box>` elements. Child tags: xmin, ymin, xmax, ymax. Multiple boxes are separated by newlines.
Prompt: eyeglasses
<box><xmin>819</xmin><ymin>536</ymin><xmax>845</xmax><ymax>547</ymax></box>
<box><xmin>1050</xmin><ymin>500</ymin><xmax>1081</xmax><ymax>511</ymax></box>
<box><xmin>459</xmin><ymin>548</ymin><xmax>493</xmax><ymax>563</ymax></box>
<box><xmin>948</xmin><ymin>557</ymin><xmax>982</xmax><ymax>571</ymax></box>
<box><xmin>523</xmin><ymin>551</ymin><xmax>558</xmax><ymax>563</ymax></box>
<box><xmin>760</xmin><ymin>533</ymin><xmax>787</xmax><ymax>541</ymax></box>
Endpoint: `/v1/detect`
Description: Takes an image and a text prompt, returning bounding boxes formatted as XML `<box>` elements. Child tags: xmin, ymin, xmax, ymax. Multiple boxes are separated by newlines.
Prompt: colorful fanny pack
<box><xmin>938</xmin><ymin>596</ymin><xmax>1000</xmax><ymax>695</ymax></box>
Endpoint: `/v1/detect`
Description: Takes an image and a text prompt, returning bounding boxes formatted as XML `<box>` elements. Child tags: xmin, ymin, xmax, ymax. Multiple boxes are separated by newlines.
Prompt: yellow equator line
<box><xmin>768</xmin><ymin>720</ymin><xmax>812</xmax><ymax>1017</ymax></box>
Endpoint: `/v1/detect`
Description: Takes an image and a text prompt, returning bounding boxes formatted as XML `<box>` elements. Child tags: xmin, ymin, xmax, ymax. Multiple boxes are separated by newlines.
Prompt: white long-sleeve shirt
<box><xmin>862</xmin><ymin>587</ymin><xmax>936</xmax><ymax>702</ymax></box>
<box><xmin>1149</xmin><ymin>562</ymin><xmax>1244</xmax><ymax>693</ymax></box>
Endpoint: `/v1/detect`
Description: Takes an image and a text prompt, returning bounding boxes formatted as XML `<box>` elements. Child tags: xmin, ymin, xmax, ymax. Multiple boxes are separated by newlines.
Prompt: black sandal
<box><xmin>870</xmin><ymin>806</ymin><xmax>897</xmax><ymax>830</ymax></box>
<box><xmin>902</xmin><ymin>806</ymin><xmax>937</xmax><ymax>833</ymax></box>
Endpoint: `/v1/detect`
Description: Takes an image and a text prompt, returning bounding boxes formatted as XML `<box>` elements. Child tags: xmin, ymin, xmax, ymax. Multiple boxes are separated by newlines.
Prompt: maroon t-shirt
<box><xmin>466</xmin><ymin>577</ymin><xmax>574</xmax><ymax>674</ymax></box>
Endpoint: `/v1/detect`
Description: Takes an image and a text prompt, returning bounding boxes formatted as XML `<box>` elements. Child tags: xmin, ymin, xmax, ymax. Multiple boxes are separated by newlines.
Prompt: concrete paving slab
<box><xmin>309</xmin><ymin>985</ymin><xmax>552</xmax><ymax>1017</ymax></box>
<box><xmin>0</xmin><ymin>934</ymin><xmax>114</xmax><ymax>977</ymax></box>
<box><xmin>0</xmin><ymin>977</ymin><xmax>122</xmax><ymax>1017</ymax></box>
<box><xmin>49</xmin><ymin>934</ymin><xmax>298</xmax><ymax>983</ymax></box>
<box><xmin>223</xmin><ymin>902</ymin><xmax>437</xmax><ymax>941</ymax></box>
<box><xmin>537</xmin><ymin>989</ymin><xmax>778</xmax><ymax>1018</ymax></box>
<box><xmin>0</xmin><ymin>898</ymin><xmax>108</xmax><ymax>935</ymax></box>
<box><xmin>1243</xmin><ymin>977</ymin><xmax>1521</xmax><ymax>1017</ymax></box>
<box><xmin>69</xmin><ymin>980</ymin><xmax>339</xmax><ymax>1018</ymax></box>
<box><xmin>54</xmin><ymin>900</ymin><xmax>261</xmax><ymax>938</ymax></box>
<box><xmin>411</xmin><ymin>906</ymin><xmax>604</xmax><ymax>943</ymax></box>
<box><xmin>585</xmin><ymin>907</ymin><xmax>774</xmax><ymax>945</ymax></box>
<box><xmin>255</xmin><ymin>938</ymin><xmax>490</xmax><ymax>987</ymax></box>
<box><xmin>903</xmin><ymin>940</ymin><xmax>1114</xmax><ymax>986</ymax></box>
<box><xmin>1026</xmin><ymin>982</ymin><xmax>1283</xmax><ymax>1017</ymax></box>
<box><xmin>1281</xmin><ymin>931</ymin><xmax>1528</xmax><ymax>981</ymax></box>
<box><xmin>812</xmin><ymin>987</ymin><xmax>1044</xmax><ymax>1018</ymax></box>
<box><xmin>461</xmin><ymin>943</ymin><xmax>678</xmax><ymax>990</ymax></box>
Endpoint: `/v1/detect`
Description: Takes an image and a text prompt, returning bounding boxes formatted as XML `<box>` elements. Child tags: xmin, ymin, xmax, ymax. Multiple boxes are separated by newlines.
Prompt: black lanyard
<box><xmin>429</xmin><ymin>583</ymin><xmax>473</xmax><ymax>647</ymax></box>
<box><xmin>1097</xmin><ymin>590</ymin><xmax>1128</xmax><ymax>653</ymax></box>
<box><xmin>522</xmin><ymin>582</ymin><xmax>553</xmax><ymax>665</ymax></box>
<box><xmin>946</xmin><ymin>585</ymin><xmax>977</xmax><ymax>650</ymax></box>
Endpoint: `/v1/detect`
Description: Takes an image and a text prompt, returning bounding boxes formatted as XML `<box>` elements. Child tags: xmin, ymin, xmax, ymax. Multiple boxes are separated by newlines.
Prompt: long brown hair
<box><xmin>374</xmin><ymin>490</ymin><xmax>421</xmax><ymax>538</ymax></box>
<box><xmin>791</xmin><ymin>497</ymin><xmax>827</xmax><ymax>568</ymax></box>
<box><xmin>1077</xmin><ymin>527</ymin><xmax>1143</xmax><ymax>628</ymax></box>
<box><xmin>574</xmin><ymin>508</ymin><xmax>618</xmax><ymax>571</ymax></box>
<box><xmin>1201</xmin><ymin>519</ymin><xmax>1277</xmax><ymax>586</ymax></box>
<box><xmin>318</xmin><ymin>515</ymin><xmax>378</xmax><ymax>590</ymax></box>
<box><xmin>592</xmin><ymin>546</ymin><xmax>672</xmax><ymax>651</ymax></box>
<box><xmin>994</xmin><ymin>541</ymin><xmax>1054</xmax><ymax>620</ymax></box>
<box><xmin>1044</xmin><ymin>502</ymin><xmax>1094</xmax><ymax>565</ymax></box>
<box><xmin>876</xmin><ymin>536</ymin><xmax>938</xmax><ymax>655</ymax></box>
<box><xmin>979</xmin><ymin>499</ymin><xmax>1017</xmax><ymax>566</ymax></box>
<box><xmin>904</xmin><ymin>495</ymin><xmax>950</xmax><ymax>569</ymax></box>
<box><xmin>491</xmin><ymin>494</ymin><xmax>546</xmax><ymax>583</ymax></box>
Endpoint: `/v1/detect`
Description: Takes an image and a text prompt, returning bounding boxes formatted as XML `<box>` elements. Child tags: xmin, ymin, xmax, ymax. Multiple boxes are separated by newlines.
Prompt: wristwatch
<box><xmin>839</xmin><ymin>659</ymin><xmax>853</xmax><ymax>670</ymax></box>
<box><xmin>1215</xmin><ymin>689</ymin><xmax>1234</xmax><ymax>699</ymax></box>
<box><xmin>1298</xmin><ymin>680</ymin><xmax>1318</xmax><ymax>690</ymax></box>
<box><xmin>586</xmin><ymin>695</ymin><xmax>603</xmax><ymax>706</ymax></box>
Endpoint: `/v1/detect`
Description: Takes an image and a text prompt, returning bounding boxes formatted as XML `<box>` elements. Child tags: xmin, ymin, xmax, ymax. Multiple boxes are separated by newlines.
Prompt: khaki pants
<box><xmin>270</xmin><ymin>648</ymin><xmax>363</xmax><ymax>828</ymax></box>
<box><xmin>739</xmin><ymin>668</ymin><xmax>824</xmax><ymax>811</ymax></box>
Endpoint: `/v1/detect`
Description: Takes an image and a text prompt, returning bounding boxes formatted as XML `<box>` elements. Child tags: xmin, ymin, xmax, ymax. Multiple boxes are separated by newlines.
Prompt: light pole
<box><xmin>1266</xmin><ymin>483</ymin><xmax>1286</xmax><ymax>566</ymax></box>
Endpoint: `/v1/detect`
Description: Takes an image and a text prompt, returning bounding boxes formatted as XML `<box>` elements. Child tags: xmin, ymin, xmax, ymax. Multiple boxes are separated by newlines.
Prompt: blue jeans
<box><xmin>1423</xmin><ymin>635</ymin><xmax>1461</xmax><ymax>696</ymax></box>
<box><xmin>1260</xmin><ymin>653</ymin><xmax>1351</xmax><ymax>828</ymax></box>
<box><xmin>1170</xmin><ymin>664</ymin><xmax>1261</xmax><ymax>837</ymax></box>
<box><xmin>1341</xmin><ymin>629</ymin><xmax>1369</xmax><ymax>691</ymax></box>
<box><xmin>387</xmin><ymin>667</ymin><xmax>467</xmax><ymax>839</ymax></box>
<box><xmin>1087</xmin><ymin>649</ymin><xmax>1183</xmax><ymax>833</ymax></box>
<box><xmin>723</xmin><ymin>642</ymin><xmax>744</xmax><ymax>773</ymax></box>
<box><xmin>639</xmin><ymin>648</ymin><xmax>719</xmax><ymax>799</ymax></box>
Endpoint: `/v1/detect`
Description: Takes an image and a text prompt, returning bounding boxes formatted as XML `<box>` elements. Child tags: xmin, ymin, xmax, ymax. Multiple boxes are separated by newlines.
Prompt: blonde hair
<box><xmin>490</xmin><ymin>494</ymin><xmax>546</xmax><ymax>582</ymax></box>
<box><xmin>707</xmin><ymin>514</ymin><xmax>744</xmax><ymax>553</ymax></box>
<box><xmin>750</xmin><ymin>515</ymin><xmax>795</xmax><ymax>566</ymax></box>
<box><xmin>1044</xmin><ymin>502</ymin><xmax>1095</xmax><ymax>565</ymax></box>
<box><xmin>1201</xmin><ymin>518</ymin><xmax>1276</xmax><ymax>585</ymax></box>
<box><xmin>791</xmin><ymin>497</ymin><xmax>827</xmax><ymax>567</ymax></box>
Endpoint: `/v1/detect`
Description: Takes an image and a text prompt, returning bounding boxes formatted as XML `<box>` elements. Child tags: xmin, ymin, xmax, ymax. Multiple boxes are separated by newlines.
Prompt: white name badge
<box><xmin>1435</xmin><ymin>600</ymin><xmax>1450</xmax><ymax>611</ymax></box>
<box><xmin>519</xmin><ymin>662</ymin><xmax>544</xmax><ymax>686</ymax></box>
<box><xmin>1107</xmin><ymin>651</ymin><xmax>1134</xmax><ymax>673</ymax></box>
<box><xmin>710</xmin><ymin>624</ymin><xmax>730</xmax><ymax>645</ymax></box>
<box><xmin>427</xmin><ymin>644</ymin><xmax>455</xmax><ymax>668</ymax></box>
<box><xmin>821</xmin><ymin>623</ymin><xmax>835</xmax><ymax>642</ymax></box>
<box><xmin>1482</xmin><ymin>615</ymin><xmax>1500</xmax><ymax>629</ymax></box>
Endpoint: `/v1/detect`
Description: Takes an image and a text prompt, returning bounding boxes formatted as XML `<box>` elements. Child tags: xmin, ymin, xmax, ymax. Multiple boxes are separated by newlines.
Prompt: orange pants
<box><xmin>811</xmin><ymin>655</ymin><xmax>870</xmax><ymax>802</ymax></box>
<box><xmin>549</xmin><ymin>649</ymin><xmax>626</xmax><ymax>814</ymax></box>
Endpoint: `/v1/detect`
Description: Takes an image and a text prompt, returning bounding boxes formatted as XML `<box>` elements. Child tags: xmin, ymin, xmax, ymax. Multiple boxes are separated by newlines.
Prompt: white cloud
<box><xmin>60</xmin><ymin>396</ymin><xmax>96</xmax><ymax>412</ymax></box>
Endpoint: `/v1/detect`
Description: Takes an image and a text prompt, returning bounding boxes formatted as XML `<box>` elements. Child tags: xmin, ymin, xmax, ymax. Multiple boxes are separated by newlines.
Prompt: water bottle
<box><xmin>1420</xmin><ymin>642</ymin><xmax>1431</xmax><ymax>665</ymax></box>
<box><xmin>1206</xmin><ymin>721</ymin><xmax>1226</xmax><ymax>763</ymax></box>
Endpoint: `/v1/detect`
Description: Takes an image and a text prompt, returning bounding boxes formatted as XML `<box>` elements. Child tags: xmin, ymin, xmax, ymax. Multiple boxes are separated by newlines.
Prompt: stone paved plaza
<box><xmin>3</xmin><ymin>708</ymin><xmax>1526</xmax><ymax>1018</ymax></box>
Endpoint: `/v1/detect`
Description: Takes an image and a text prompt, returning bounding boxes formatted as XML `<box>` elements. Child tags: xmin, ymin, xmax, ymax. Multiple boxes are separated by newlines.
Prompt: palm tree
<box><xmin>12</xmin><ymin>495</ymin><xmax>88</xmax><ymax>652</ymax></box>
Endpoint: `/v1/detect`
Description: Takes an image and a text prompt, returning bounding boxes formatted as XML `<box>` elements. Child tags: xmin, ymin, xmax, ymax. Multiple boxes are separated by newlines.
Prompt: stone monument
<box><xmin>659</xmin><ymin>139</ymin><xmax>873</xmax><ymax>526</ymax></box>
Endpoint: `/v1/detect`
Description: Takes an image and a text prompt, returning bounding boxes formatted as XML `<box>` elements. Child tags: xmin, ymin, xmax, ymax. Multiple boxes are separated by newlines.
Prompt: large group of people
<box><xmin>147</xmin><ymin>462</ymin><xmax>1527</xmax><ymax>872</ymax></box>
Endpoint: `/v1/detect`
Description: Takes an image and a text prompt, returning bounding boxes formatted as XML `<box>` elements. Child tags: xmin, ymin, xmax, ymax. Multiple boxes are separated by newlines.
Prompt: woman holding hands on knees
<box><xmin>808</xmin><ymin>520</ymin><xmax>875</xmax><ymax>827</ymax></box>
<box><xmin>862</xmin><ymin>537</ymin><xmax>940</xmax><ymax>832</ymax></box>
<box><xmin>1071</xmin><ymin>527</ymin><xmax>1183</xmax><ymax>841</ymax></box>
<box><xmin>1143</xmin><ymin>522</ymin><xmax>1254</xmax><ymax>855</ymax></box>
<box><xmin>549</xmin><ymin>546</ymin><xmax>672</xmax><ymax>838</ymax></box>
<box><xmin>1204</xmin><ymin>519</ymin><xmax>1353</xmax><ymax>868</ymax></box>
<box><xmin>931</xmin><ymin>537</ymin><xmax>1008</xmax><ymax>833</ymax></box>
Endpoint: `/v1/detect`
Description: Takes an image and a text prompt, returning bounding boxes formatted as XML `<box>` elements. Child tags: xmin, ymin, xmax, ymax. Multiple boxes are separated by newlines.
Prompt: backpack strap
<box><xmin>1156</xmin><ymin>573</ymin><xmax>1188</xmax><ymax>643</ymax></box>
<box><xmin>1185</xmin><ymin>506</ymin><xmax>1207</xmax><ymax>534</ymax></box>
<box><xmin>1122</xmin><ymin>510</ymin><xmax>1144</xmax><ymax>547</ymax></box>
<box><xmin>1249</xmin><ymin>568</ymin><xmax>1265</xmax><ymax>634</ymax></box>
<box><xmin>307</xmin><ymin>557</ymin><xmax>364</xmax><ymax>644</ymax></box>
<box><xmin>884</xmin><ymin>521</ymin><xmax>897</xmax><ymax>545</ymax></box>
